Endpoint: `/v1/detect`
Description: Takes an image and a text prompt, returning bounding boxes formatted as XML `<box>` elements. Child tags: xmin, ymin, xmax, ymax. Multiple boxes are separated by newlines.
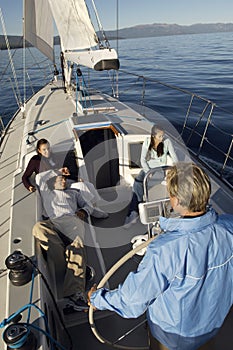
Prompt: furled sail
<box><xmin>48</xmin><ymin>0</ymin><xmax>119</xmax><ymax>71</ymax></box>
<box><xmin>24</xmin><ymin>0</ymin><xmax>54</xmax><ymax>62</ymax></box>
<box><xmin>48</xmin><ymin>0</ymin><xmax>98</xmax><ymax>51</ymax></box>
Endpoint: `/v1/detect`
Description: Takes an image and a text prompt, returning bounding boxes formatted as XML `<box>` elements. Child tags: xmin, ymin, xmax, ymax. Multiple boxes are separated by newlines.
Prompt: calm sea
<box><xmin>0</xmin><ymin>31</ymin><xmax>233</xmax><ymax>180</ymax></box>
<box><xmin>1</xmin><ymin>32</ymin><xmax>233</xmax><ymax>118</ymax></box>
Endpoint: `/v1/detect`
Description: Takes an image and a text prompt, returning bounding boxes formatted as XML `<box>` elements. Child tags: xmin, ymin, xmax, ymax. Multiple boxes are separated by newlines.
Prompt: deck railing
<box><xmin>80</xmin><ymin>68</ymin><xmax>233</xmax><ymax>189</ymax></box>
<box><xmin>0</xmin><ymin>116</ymin><xmax>5</xmax><ymax>141</ymax></box>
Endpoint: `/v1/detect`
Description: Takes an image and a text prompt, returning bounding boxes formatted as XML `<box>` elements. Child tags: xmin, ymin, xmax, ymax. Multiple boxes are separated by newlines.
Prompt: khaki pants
<box><xmin>33</xmin><ymin>217</ymin><xmax>86</xmax><ymax>297</ymax></box>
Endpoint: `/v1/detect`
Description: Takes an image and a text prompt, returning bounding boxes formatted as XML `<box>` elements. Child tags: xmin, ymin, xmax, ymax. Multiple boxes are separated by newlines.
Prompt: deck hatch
<box><xmin>35</xmin><ymin>95</ymin><xmax>45</xmax><ymax>105</ymax></box>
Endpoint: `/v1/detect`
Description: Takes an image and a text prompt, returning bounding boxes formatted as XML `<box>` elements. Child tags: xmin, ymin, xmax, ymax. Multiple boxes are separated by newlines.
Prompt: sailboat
<box><xmin>0</xmin><ymin>1</ymin><xmax>232</xmax><ymax>349</ymax></box>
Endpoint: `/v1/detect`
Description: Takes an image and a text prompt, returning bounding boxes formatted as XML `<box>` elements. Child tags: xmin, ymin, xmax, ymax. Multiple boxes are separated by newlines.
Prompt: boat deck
<box><xmin>0</xmin><ymin>79</ymin><xmax>232</xmax><ymax>349</ymax></box>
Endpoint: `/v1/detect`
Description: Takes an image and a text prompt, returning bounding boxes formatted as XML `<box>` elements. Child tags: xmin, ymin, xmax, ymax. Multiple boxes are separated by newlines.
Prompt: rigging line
<box><xmin>186</xmin><ymin>101</ymin><xmax>213</xmax><ymax>146</ymax></box>
<box><xmin>25</xmin><ymin>70</ymin><xmax>35</xmax><ymax>95</ymax></box>
<box><xmin>25</xmin><ymin>53</ymin><xmax>51</xmax><ymax>69</ymax></box>
<box><xmin>116</xmin><ymin>0</ymin><xmax>119</xmax><ymax>54</ymax></box>
<box><xmin>0</xmin><ymin>46</ymin><xmax>19</xmax><ymax>81</ymax></box>
<box><xmin>91</xmin><ymin>0</ymin><xmax>110</xmax><ymax>48</ymax></box>
<box><xmin>0</xmin><ymin>8</ymin><xmax>22</xmax><ymax>107</ymax></box>
<box><xmin>210</xmin><ymin>121</ymin><xmax>233</xmax><ymax>137</ymax></box>
<box><xmin>119</xmin><ymin>77</ymin><xmax>142</xmax><ymax>94</ymax></box>
<box><xmin>198</xmin><ymin>103</ymin><xmax>216</xmax><ymax>154</ymax></box>
<box><xmin>222</xmin><ymin>139</ymin><xmax>233</xmax><ymax>174</ymax></box>
<box><xmin>27</xmin><ymin>47</ymin><xmax>53</xmax><ymax>80</ymax></box>
<box><xmin>108</xmin><ymin>70</ymin><xmax>116</xmax><ymax>97</ymax></box>
<box><xmin>8</xmin><ymin>77</ymin><xmax>21</xmax><ymax>108</ymax></box>
<box><xmin>23</xmin><ymin>13</ymin><xmax>26</xmax><ymax>106</ymax></box>
<box><xmin>119</xmin><ymin>69</ymin><xmax>233</xmax><ymax>117</ymax></box>
<box><xmin>181</xmin><ymin>94</ymin><xmax>194</xmax><ymax>136</ymax></box>
<box><xmin>201</xmin><ymin>137</ymin><xmax>233</xmax><ymax>171</ymax></box>
<box><xmin>119</xmin><ymin>69</ymin><xmax>215</xmax><ymax>105</ymax></box>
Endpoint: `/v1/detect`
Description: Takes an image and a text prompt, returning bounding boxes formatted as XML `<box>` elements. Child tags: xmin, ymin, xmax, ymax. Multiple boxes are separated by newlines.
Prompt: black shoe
<box><xmin>85</xmin><ymin>265</ymin><xmax>95</xmax><ymax>291</ymax></box>
<box><xmin>65</xmin><ymin>292</ymin><xmax>89</xmax><ymax>312</ymax></box>
<box><xmin>86</xmin><ymin>265</ymin><xmax>95</xmax><ymax>283</ymax></box>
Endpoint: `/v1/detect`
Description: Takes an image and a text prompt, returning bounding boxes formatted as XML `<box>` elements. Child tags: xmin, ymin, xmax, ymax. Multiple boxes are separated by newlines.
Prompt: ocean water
<box><xmin>0</xmin><ymin>31</ymin><xmax>233</xmax><ymax>181</ymax></box>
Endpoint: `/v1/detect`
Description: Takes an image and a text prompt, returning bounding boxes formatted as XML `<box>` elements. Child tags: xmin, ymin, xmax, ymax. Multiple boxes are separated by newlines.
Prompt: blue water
<box><xmin>118</xmin><ymin>32</ymin><xmax>233</xmax><ymax>105</ymax></box>
<box><xmin>0</xmin><ymin>32</ymin><xmax>233</xmax><ymax>182</ymax></box>
<box><xmin>1</xmin><ymin>32</ymin><xmax>233</xmax><ymax>121</ymax></box>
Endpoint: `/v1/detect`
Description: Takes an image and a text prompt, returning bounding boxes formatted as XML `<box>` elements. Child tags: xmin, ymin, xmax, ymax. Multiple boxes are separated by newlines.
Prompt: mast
<box><xmin>48</xmin><ymin>0</ymin><xmax>119</xmax><ymax>89</ymax></box>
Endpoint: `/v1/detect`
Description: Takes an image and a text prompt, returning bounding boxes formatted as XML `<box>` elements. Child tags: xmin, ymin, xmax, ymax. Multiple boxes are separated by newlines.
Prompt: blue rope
<box><xmin>26</xmin><ymin>268</ymin><xmax>35</xmax><ymax>324</ymax></box>
<box><xmin>1</xmin><ymin>265</ymin><xmax>65</xmax><ymax>350</ymax></box>
<box><xmin>1</xmin><ymin>303</ymin><xmax>64</xmax><ymax>350</ymax></box>
<box><xmin>26</xmin><ymin>323</ymin><xmax>67</xmax><ymax>350</ymax></box>
<box><xmin>76</xmin><ymin>70</ymin><xmax>93</xmax><ymax>111</ymax></box>
<box><xmin>82</xmin><ymin>77</ymin><xmax>87</xmax><ymax>108</ymax></box>
<box><xmin>76</xmin><ymin>72</ymin><xmax>79</xmax><ymax>113</ymax></box>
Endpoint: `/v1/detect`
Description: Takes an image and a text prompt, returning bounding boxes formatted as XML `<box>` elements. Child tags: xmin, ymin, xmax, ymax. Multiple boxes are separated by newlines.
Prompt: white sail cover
<box><xmin>24</xmin><ymin>0</ymin><xmax>54</xmax><ymax>61</ymax></box>
<box><xmin>65</xmin><ymin>48</ymin><xmax>119</xmax><ymax>70</ymax></box>
<box><xmin>48</xmin><ymin>0</ymin><xmax>98</xmax><ymax>50</ymax></box>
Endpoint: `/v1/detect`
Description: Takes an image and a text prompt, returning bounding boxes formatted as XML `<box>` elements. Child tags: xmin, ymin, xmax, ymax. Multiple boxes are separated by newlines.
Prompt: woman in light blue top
<box><xmin>125</xmin><ymin>125</ymin><xmax>178</xmax><ymax>226</ymax></box>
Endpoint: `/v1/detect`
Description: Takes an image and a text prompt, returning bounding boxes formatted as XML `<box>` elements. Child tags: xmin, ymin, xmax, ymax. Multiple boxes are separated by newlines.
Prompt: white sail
<box><xmin>24</xmin><ymin>0</ymin><xmax>54</xmax><ymax>61</ymax></box>
<box><xmin>48</xmin><ymin>0</ymin><xmax>98</xmax><ymax>51</ymax></box>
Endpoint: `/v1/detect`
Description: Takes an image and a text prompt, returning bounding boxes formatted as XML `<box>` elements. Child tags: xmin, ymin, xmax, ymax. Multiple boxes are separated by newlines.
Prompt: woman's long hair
<box><xmin>148</xmin><ymin>125</ymin><xmax>164</xmax><ymax>157</ymax></box>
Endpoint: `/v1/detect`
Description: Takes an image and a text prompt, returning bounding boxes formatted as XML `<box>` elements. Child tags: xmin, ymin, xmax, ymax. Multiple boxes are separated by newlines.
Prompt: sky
<box><xmin>1</xmin><ymin>0</ymin><xmax>233</xmax><ymax>35</ymax></box>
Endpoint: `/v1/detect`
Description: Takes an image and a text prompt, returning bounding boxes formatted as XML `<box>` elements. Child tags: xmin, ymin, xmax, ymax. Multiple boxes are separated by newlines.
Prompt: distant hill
<box><xmin>0</xmin><ymin>35</ymin><xmax>24</xmax><ymax>49</ymax></box>
<box><xmin>0</xmin><ymin>35</ymin><xmax>59</xmax><ymax>50</ymax></box>
<box><xmin>1</xmin><ymin>23</ymin><xmax>233</xmax><ymax>50</ymax></box>
<box><xmin>105</xmin><ymin>22</ymin><xmax>233</xmax><ymax>39</ymax></box>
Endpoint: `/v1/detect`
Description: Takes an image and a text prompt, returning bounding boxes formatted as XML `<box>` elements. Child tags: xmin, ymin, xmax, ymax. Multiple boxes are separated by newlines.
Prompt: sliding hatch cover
<box><xmin>74</xmin><ymin>122</ymin><xmax>120</xmax><ymax>189</ymax></box>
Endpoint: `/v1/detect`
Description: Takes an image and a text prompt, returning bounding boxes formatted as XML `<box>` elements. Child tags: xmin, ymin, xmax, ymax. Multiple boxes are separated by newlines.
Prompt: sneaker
<box><xmin>124</xmin><ymin>211</ymin><xmax>139</xmax><ymax>228</ymax></box>
<box><xmin>91</xmin><ymin>207</ymin><xmax>109</xmax><ymax>219</ymax></box>
<box><xmin>86</xmin><ymin>265</ymin><xmax>95</xmax><ymax>283</ymax></box>
<box><xmin>65</xmin><ymin>292</ymin><xmax>89</xmax><ymax>312</ymax></box>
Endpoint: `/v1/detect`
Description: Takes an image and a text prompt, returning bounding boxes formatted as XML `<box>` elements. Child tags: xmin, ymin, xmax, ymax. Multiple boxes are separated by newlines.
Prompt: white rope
<box><xmin>0</xmin><ymin>8</ymin><xmax>22</xmax><ymax>108</ymax></box>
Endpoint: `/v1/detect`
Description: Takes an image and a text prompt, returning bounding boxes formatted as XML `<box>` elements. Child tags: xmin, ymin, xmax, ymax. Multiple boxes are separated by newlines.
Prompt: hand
<box><xmin>29</xmin><ymin>186</ymin><xmax>36</xmax><ymax>192</ymax></box>
<box><xmin>76</xmin><ymin>209</ymin><xmax>87</xmax><ymax>220</ymax></box>
<box><xmin>59</xmin><ymin>167</ymin><xmax>70</xmax><ymax>176</ymax></box>
<box><xmin>87</xmin><ymin>284</ymin><xmax>97</xmax><ymax>310</ymax></box>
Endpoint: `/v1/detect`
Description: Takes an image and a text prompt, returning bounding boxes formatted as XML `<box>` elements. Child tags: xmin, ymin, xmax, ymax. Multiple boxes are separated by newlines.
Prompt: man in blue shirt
<box><xmin>89</xmin><ymin>162</ymin><xmax>233</xmax><ymax>350</ymax></box>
